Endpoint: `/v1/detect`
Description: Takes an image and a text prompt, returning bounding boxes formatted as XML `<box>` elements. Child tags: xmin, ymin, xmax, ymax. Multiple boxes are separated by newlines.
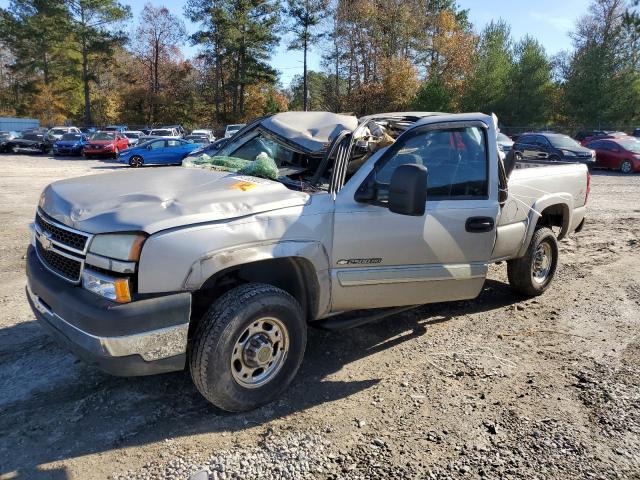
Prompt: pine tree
<box><xmin>65</xmin><ymin>0</ymin><xmax>131</xmax><ymax>126</ymax></box>
<box><xmin>285</xmin><ymin>0</ymin><xmax>328</xmax><ymax>111</ymax></box>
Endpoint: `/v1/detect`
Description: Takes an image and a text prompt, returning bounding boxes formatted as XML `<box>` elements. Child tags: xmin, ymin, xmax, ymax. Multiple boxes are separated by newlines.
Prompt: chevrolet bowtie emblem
<box><xmin>39</xmin><ymin>231</ymin><xmax>53</xmax><ymax>251</ymax></box>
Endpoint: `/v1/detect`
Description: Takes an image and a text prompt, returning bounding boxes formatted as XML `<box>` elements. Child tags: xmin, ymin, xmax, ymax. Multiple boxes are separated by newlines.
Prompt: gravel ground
<box><xmin>0</xmin><ymin>153</ymin><xmax>638</xmax><ymax>480</ymax></box>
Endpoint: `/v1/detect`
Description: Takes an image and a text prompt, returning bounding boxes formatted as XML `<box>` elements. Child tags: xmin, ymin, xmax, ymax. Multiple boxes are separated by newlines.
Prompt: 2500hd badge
<box><xmin>336</xmin><ymin>258</ymin><xmax>383</xmax><ymax>265</ymax></box>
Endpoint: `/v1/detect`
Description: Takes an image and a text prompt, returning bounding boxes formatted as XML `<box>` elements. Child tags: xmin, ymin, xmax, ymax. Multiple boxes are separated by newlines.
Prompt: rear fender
<box><xmin>516</xmin><ymin>195</ymin><xmax>572</xmax><ymax>258</ymax></box>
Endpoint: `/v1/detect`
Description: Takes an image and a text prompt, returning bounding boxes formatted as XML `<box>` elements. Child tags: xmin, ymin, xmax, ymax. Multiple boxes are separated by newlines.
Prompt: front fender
<box><xmin>183</xmin><ymin>240</ymin><xmax>331</xmax><ymax>317</ymax></box>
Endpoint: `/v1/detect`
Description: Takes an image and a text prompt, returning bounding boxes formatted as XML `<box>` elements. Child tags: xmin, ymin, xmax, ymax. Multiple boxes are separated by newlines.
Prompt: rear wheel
<box><xmin>507</xmin><ymin>227</ymin><xmax>558</xmax><ymax>296</ymax></box>
<box><xmin>620</xmin><ymin>159</ymin><xmax>633</xmax><ymax>174</ymax></box>
<box><xmin>128</xmin><ymin>155</ymin><xmax>143</xmax><ymax>168</ymax></box>
<box><xmin>189</xmin><ymin>283</ymin><xmax>306</xmax><ymax>412</ymax></box>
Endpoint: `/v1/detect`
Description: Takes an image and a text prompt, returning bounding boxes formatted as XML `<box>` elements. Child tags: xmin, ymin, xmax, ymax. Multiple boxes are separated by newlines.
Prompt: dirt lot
<box><xmin>0</xmin><ymin>154</ymin><xmax>638</xmax><ymax>480</ymax></box>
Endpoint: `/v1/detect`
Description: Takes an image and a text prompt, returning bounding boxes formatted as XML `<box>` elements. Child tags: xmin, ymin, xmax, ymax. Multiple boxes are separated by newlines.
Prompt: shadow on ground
<box><xmin>0</xmin><ymin>280</ymin><xmax>523</xmax><ymax>479</ymax></box>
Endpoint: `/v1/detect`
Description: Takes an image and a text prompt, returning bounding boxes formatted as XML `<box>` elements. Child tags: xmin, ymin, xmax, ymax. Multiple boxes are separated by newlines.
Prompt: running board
<box><xmin>316</xmin><ymin>306</ymin><xmax>418</xmax><ymax>331</ymax></box>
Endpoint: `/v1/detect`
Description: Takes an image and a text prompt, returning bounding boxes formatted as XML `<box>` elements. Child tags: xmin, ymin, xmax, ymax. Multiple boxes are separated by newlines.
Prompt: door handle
<box><xmin>465</xmin><ymin>217</ymin><xmax>495</xmax><ymax>233</ymax></box>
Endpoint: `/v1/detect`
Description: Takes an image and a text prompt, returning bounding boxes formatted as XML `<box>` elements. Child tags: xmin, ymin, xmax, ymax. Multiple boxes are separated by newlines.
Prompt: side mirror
<box><xmin>388</xmin><ymin>164</ymin><xmax>428</xmax><ymax>216</ymax></box>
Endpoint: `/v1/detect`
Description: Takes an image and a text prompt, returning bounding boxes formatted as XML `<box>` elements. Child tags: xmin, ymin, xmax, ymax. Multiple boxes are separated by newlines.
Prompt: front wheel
<box><xmin>620</xmin><ymin>159</ymin><xmax>633</xmax><ymax>174</ymax></box>
<box><xmin>507</xmin><ymin>227</ymin><xmax>558</xmax><ymax>296</ymax></box>
<box><xmin>189</xmin><ymin>283</ymin><xmax>306</xmax><ymax>412</ymax></box>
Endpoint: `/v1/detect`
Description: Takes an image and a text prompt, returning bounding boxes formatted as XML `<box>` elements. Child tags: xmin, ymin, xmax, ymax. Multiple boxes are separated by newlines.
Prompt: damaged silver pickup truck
<box><xmin>26</xmin><ymin>111</ymin><xmax>589</xmax><ymax>411</ymax></box>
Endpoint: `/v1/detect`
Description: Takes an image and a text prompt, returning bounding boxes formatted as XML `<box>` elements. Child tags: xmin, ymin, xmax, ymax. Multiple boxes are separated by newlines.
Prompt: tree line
<box><xmin>0</xmin><ymin>0</ymin><xmax>637</xmax><ymax>131</ymax></box>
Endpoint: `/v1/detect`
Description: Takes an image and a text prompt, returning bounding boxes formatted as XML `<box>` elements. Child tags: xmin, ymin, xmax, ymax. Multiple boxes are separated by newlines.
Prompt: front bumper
<box><xmin>84</xmin><ymin>148</ymin><xmax>115</xmax><ymax>157</ymax></box>
<box><xmin>26</xmin><ymin>245</ymin><xmax>191</xmax><ymax>376</ymax></box>
<box><xmin>53</xmin><ymin>147</ymin><xmax>83</xmax><ymax>155</ymax></box>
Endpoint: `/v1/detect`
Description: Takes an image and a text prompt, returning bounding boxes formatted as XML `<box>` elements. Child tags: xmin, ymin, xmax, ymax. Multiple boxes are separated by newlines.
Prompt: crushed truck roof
<box><xmin>260</xmin><ymin>111</ymin><xmax>358</xmax><ymax>154</ymax></box>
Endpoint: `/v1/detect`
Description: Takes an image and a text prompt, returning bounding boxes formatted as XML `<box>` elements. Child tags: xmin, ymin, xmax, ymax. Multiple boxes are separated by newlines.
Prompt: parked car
<box><xmin>119</xmin><ymin>138</ymin><xmax>200</xmax><ymax>167</ymax></box>
<box><xmin>184</xmin><ymin>137</ymin><xmax>230</xmax><ymax>160</ymax></box>
<box><xmin>579</xmin><ymin>131</ymin><xmax>628</xmax><ymax>146</ymax></box>
<box><xmin>104</xmin><ymin>125</ymin><xmax>128</xmax><ymax>133</ymax></box>
<box><xmin>185</xmin><ymin>134</ymin><xmax>211</xmax><ymax>145</ymax></box>
<box><xmin>497</xmin><ymin>132</ymin><xmax>514</xmax><ymax>154</ymax></box>
<box><xmin>80</xmin><ymin>127</ymin><xmax>97</xmax><ymax>135</ymax></box>
<box><xmin>1</xmin><ymin>131</ymin><xmax>51</xmax><ymax>153</ymax></box>
<box><xmin>164</xmin><ymin>125</ymin><xmax>186</xmax><ymax>137</ymax></box>
<box><xmin>191</xmin><ymin>129</ymin><xmax>215</xmax><ymax>142</ymax></box>
<box><xmin>25</xmin><ymin>111</ymin><xmax>590</xmax><ymax>411</ymax></box>
<box><xmin>575</xmin><ymin>130</ymin><xmax>608</xmax><ymax>142</ymax></box>
<box><xmin>0</xmin><ymin>131</ymin><xmax>19</xmax><ymax>142</ymax></box>
<box><xmin>513</xmin><ymin>132</ymin><xmax>596</xmax><ymax>165</ymax></box>
<box><xmin>224</xmin><ymin>123</ymin><xmax>245</xmax><ymax>138</ymax></box>
<box><xmin>123</xmin><ymin>131</ymin><xmax>144</xmax><ymax>147</ymax></box>
<box><xmin>147</xmin><ymin>127</ymin><xmax>181</xmax><ymax>139</ymax></box>
<box><xmin>52</xmin><ymin>133</ymin><xmax>88</xmax><ymax>156</ymax></box>
<box><xmin>46</xmin><ymin>126</ymin><xmax>81</xmax><ymax>142</ymax></box>
<box><xmin>585</xmin><ymin>137</ymin><xmax>640</xmax><ymax>174</ymax></box>
<box><xmin>84</xmin><ymin>131</ymin><xmax>129</xmax><ymax>158</ymax></box>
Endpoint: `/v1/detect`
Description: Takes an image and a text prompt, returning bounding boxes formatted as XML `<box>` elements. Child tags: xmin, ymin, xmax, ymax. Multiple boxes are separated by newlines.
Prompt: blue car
<box><xmin>52</xmin><ymin>133</ymin><xmax>88</xmax><ymax>156</ymax></box>
<box><xmin>119</xmin><ymin>138</ymin><xmax>201</xmax><ymax>167</ymax></box>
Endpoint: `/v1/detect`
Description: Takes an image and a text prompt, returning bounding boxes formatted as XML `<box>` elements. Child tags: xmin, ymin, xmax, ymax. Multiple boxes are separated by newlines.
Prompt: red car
<box><xmin>579</xmin><ymin>131</ymin><xmax>627</xmax><ymax>146</ymax></box>
<box><xmin>84</xmin><ymin>131</ymin><xmax>129</xmax><ymax>159</ymax></box>
<box><xmin>585</xmin><ymin>137</ymin><xmax>640</xmax><ymax>174</ymax></box>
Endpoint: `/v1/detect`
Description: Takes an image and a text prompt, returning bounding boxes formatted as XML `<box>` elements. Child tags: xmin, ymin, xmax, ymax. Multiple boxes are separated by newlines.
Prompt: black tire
<box><xmin>620</xmin><ymin>159</ymin><xmax>633</xmax><ymax>174</ymax></box>
<box><xmin>129</xmin><ymin>155</ymin><xmax>143</xmax><ymax>167</ymax></box>
<box><xmin>189</xmin><ymin>283</ymin><xmax>306</xmax><ymax>412</ymax></box>
<box><xmin>549</xmin><ymin>154</ymin><xmax>560</xmax><ymax>161</ymax></box>
<box><xmin>507</xmin><ymin>227</ymin><xmax>558</xmax><ymax>296</ymax></box>
<box><xmin>113</xmin><ymin>147</ymin><xmax>119</xmax><ymax>159</ymax></box>
<box><xmin>514</xmin><ymin>151</ymin><xmax>523</xmax><ymax>161</ymax></box>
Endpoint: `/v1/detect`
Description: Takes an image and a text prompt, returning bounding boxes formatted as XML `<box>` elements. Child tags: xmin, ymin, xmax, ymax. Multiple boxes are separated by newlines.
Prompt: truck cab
<box><xmin>26</xmin><ymin>112</ymin><xmax>589</xmax><ymax>411</ymax></box>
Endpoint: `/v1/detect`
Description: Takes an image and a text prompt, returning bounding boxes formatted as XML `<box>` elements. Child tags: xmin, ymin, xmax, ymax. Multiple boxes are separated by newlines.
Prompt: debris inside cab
<box><xmin>183</xmin><ymin>152</ymin><xmax>279</xmax><ymax>180</ymax></box>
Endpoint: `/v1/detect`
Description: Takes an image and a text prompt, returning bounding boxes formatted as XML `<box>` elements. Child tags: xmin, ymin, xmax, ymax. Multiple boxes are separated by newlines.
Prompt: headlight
<box><xmin>103</xmin><ymin>144</ymin><xmax>114</xmax><ymax>149</ymax></box>
<box><xmin>89</xmin><ymin>233</ymin><xmax>146</xmax><ymax>261</ymax></box>
<box><xmin>561</xmin><ymin>150</ymin><xmax>577</xmax><ymax>157</ymax></box>
<box><xmin>82</xmin><ymin>269</ymin><xmax>131</xmax><ymax>303</ymax></box>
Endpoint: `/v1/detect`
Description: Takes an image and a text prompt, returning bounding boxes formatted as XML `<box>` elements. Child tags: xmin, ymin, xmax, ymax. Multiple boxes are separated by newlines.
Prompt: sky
<box><xmin>1</xmin><ymin>0</ymin><xmax>592</xmax><ymax>87</ymax></box>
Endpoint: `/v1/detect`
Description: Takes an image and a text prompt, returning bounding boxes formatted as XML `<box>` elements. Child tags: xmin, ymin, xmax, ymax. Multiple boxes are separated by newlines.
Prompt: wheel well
<box><xmin>536</xmin><ymin>204</ymin><xmax>569</xmax><ymax>239</ymax></box>
<box><xmin>190</xmin><ymin>257</ymin><xmax>319</xmax><ymax>335</ymax></box>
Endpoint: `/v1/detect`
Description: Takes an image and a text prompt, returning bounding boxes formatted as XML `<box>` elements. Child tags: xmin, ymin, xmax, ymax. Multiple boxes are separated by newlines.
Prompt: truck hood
<box><xmin>39</xmin><ymin>167</ymin><xmax>310</xmax><ymax>234</ymax></box>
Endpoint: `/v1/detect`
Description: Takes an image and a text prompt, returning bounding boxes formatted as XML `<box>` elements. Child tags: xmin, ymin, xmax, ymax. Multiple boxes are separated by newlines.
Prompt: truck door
<box><xmin>330</xmin><ymin>120</ymin><xmax>500</xmax><ymax>311</ymax></box>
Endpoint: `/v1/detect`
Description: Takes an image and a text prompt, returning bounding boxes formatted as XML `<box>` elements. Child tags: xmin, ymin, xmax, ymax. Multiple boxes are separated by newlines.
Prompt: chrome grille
<box><xmin>36</xmin><ymin>241</ymin><xmax>82</xmax><ymax>282</ymax></box>
<box><xmin>35</xmin><ymin>210</ymin><xmax>89</xmax><ymax>253</ymax></box>
<box><xmin>34</xmin><ymin>210</ymin><xmax>92</xmax><ymax>284</ymax></box>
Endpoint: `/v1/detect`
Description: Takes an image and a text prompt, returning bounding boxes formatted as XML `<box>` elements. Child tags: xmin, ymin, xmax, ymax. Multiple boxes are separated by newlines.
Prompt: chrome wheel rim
<box><xmin>532</xmin><ymin>242</ymin><xmax>552</xmax><ymax>284</ymax></box>
<box><xmin>230</xmin><ymin>317</ymin><xmax>289</xmax><ymax>389</ymax></box>
<box><xmin>621</xmin><ymin>161</ymin><xmax>631</xmax><ymax>173</ymax></box>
